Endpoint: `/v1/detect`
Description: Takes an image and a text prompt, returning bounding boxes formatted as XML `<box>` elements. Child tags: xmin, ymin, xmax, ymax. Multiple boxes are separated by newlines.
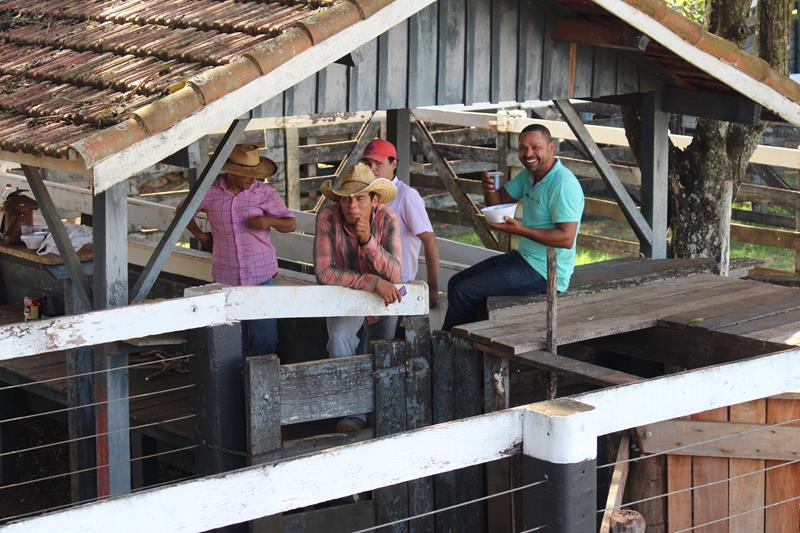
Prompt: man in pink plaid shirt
<box><xmin>188</xmin><ymin>144</ymin><xmax>296</xmax><ymax>357</ymax></box>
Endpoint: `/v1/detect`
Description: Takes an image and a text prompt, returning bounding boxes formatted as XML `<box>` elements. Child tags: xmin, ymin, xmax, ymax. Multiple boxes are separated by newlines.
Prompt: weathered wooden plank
<box><xmin>517</xmin><ymin>4</ymin><xmax>544</xmax><ymax>102</ymax></box>
<box><xmin>616</xmin><ymin>55</ymin><xmax>639</xmax><ymax>95</ymax></box>
<box><xmin>730</xmin><ymin>223</ymin><xmax>800</xmax><ymax>252</ymax></box>
<box><xmin>408</xmin><ymin>4</ymin><xmax>438</xmax><ymax>108</ymax></box>
<box><xmin>484</xmin><ymin>354</ymin><xmax>512</xmax><ymax>533</ymax></box>
<box><xmin>465</xmin><ymin>0</ymin><xmax>491</xmax><ymax>105</ymax></box>
<box><xmin>491</xmin><ymin>0</ymin><xmax>518</xmax><ymax>103</ymax></box>
<box><xmin>433</xmin><ymin>142</ymin><xmax>497</xmax><ymax>162</ymax></box>
<box><xmin>403</xmin><ymin>315</ymin><xmax>434</xmax><ymax>533</ymax></box>
<box><xmin>510</xmin><ymin>350</ymin><xmax>641</xmax><ymax>387</ymax></box>
<box><xmin>600</xmin><ymin>434</ymin><xmax>630</xmax><ymax>533</ymax></box>
<box><xmin>283</xmin><ymin>501</ymin><xmax>374</xmax><ymax>533</ymax></box>
<box><xmin>573</xmin><ymin>44</ymin><xmax>594</xmax><ymax>99</ymax></box>
<box><xmin>765</xmin><ymin>399</ymin><xmax>800</xmax><ymax>533</ymax></box>
<box><xmin>286</xmin><ymin>75</ymin><xmax>318</xmax><ymax>116</ymax></box>
<box><xmin>349</xmin><ymin>40</ymin><xmax>378</xmax><ymax>112</ymax></box>
<box><xmin>667</xmin><ymin>447</ymin><xmax>693</xmax><ymax>532</ymax></box>
<box><xmin>591</xmin><ymin>48</ymin><xmax>618</xmax><ymax>97</ymax></box>
<box><xmin>279</xmin><ymin>355</ymin><xmax>374</xmax><ymax>425</ymax></box>
<box><xmin>737</xmin><ymin>183</ymin><xmax>800</xmax><ymax>212</ymax></box>
<box><xmin>378</xmin><ymin>20</ymin><xmax>408</xmax><ymax>110</ymax></box>
<box><xmin>247</xmin><ymin>354</ymin><xmax>283</xmax><ymax>533</ymax></box>
<box><xmin>577</xmin><ymin>234</ymin><xmax>639</xmax><ymax>257</ymax></box>
<box><xmin>284</xmin><ymin>125</ymin><xmax>301</xmax><ymax>210</ymax></box>
<box><xmin>729</xmin><ymin>400</ymin><xmax>766</xmax><ymax>533</ymax></box>
<box><xmin>317</xmin><ymin>63</ymin><xmax>348</xmax><ymax>114</ymax></box>
<box><xmin>373</xmin><ymin>340</ymin><xmax>409</xmax><ymax>532</ymax></box>
<box><xmin>641</xmin><ymin>417</ymin><xmax>800</xmax><ymax>461</ymax></box>
<box><xmin>297</xmin><ymin>139</ymin><xmax>355</xmax><ymax>164</ymax></box>
<box><xmin>541</xmin><ymin>13</ymin><xmax>571</xmax><ymax>100</ymax></box>
<box><xmin>691</xmin><ymin>407</ymin><xmax>729</xmax><ymax>533</ymax></box>
<box><xmin>436</xmin><ymin>0</ymin><xmax>465</xmax><ymax>104</ymax></box>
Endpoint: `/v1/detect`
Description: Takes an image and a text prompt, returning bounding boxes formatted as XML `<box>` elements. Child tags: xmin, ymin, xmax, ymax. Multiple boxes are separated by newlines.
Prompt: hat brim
<box><xmin>223</xmin><ymin>156</ymin><xmax>277</xmax><ymax>178</ymax></box>
<box><xmin>362</xmin><ymin>153</ymin><xmax>390</xmax><ymax>162</ymax></box>
<box><xmin>320</xmin><ymin>177</ymin><xmax>397</xmax><ymax>204</ymax></box>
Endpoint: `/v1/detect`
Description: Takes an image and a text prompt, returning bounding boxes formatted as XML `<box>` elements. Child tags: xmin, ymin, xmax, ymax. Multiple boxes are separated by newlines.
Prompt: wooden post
<box><xmin>546</xmin><ymin>247</ymin><xmax>558</xmax><ymax>400</ymax></box>
<box><xmin>65</xmin><ymin>282</ymin><xmax>97</xmax><ymax>502</ymax></box>
<box><xmin>246</xmin><ymin>354</ymin><xmax>283</xmax><ymax>533</ymax></box>
<box><xmin>431</xmin><ymin>332</ymin><xmax>485</xmax><ymax>532</ymax></box>
<box><xmin>189</xmin><ymin>323</ymin><xmax>246</xmax><ymax>475</ymax></box>
<box><xmin>599</xmin><ymin>434</ymin><xmax>630</xmax><ymax>533</ymax></box>
<box><xmin>92</xmin><ymin>181</ymin><xmax>130</xmax><ymax>497</ymax></box>
<box><xmin>373</xmin><ymin>340</ymin><xmax>409</xmax><ymax>532</ymax></box>
<box><xmin>403</xmin><ymin>315</ymin><xmax>434</xmax><ymax>533</ymax></box>
<box><xmin>795</xmin><ymin>169</ymin><xmax>799</xmax><ymax>273</ymax></box>
<box><xmin>522</xmin><ymin>400</ymin><xmax>597</xmax><ymax>533</ymax></box>
<box><xmin>611</xmin><ymin>510</ymin><xmax>646</xmax><ymax>532</ymax></box>
<box><xmin>495</xmin><ymin>118</ymin><xmax>511</xmax><ymax>251</ymax></box>
<box><xmin>284</xmin><ymin>124</ymin><xmax>301</xmax><ymax>210</ymax></box>
<box><xmin>718</xmin><ymin>180</ymin><xmax>733</xmax><ymax>276</ymax></box>
<box><xmin>387</xmin><ymin>109</ymin><xmax>411</xmax><ymax>184</ymax></box>
<box><xmin>484</xmin><ymin>353</ymin><xmax>513</xmax><ymax>533</ymax></box>
<box><xmin>640</xmin><ymin>90</ymin><xmax>669</xmax><ymax>259</ymax></box>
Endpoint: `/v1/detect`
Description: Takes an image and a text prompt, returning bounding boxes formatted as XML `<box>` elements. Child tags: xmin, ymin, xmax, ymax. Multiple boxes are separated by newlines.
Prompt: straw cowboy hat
<box><xmin>320</xmin><ymin>163</ymin><xmax>397</xmax><ymax>203</ymax></box>
<box><xmin>222</xmin><ymin>144</ymin><xmax>277</xmax><ymax>178</ymax></box>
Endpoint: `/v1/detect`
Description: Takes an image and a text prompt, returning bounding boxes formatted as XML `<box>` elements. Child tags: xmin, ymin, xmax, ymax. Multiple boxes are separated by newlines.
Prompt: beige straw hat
<box><xmin>320</xmin><ymin>163</ymin><xmax>397</xmax><ymax>203</ymax></box>
<box><xmin>222</xmin><ymin>144</ymin><xmax>277</xmax><ymax>178</ymax></box>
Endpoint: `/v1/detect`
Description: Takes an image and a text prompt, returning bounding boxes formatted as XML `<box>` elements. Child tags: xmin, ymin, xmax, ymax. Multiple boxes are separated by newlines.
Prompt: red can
<box><xmin>23</xmin><ymin>296</ymin><xmax>41</xmax><ymax>321</ymax></box>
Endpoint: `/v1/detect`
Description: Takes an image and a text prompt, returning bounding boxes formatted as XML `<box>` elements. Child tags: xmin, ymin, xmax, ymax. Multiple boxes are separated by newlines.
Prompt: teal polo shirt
<box><xmin>503</xmin><ymin>159</ymin><xmax>584</xmax><ymax>292</ymax></box>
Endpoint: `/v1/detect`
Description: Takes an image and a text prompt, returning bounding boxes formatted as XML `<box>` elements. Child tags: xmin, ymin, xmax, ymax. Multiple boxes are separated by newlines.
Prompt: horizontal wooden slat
<box><xmin>577</xmin><ymin>234</ymin><xmax>639</xmax><ymax>256</ymax></box>
<box><xmin>510</xmin><ymin>350</ymin><xmax>641</xmax><ymax>386</ymax></box>
<box><xmin>731</xmin><ymin>223</ymin><xmax>800</xmax><ymax>252</ymax></box>
<box><xmin>641</xmin><ymin>419</ymin><xmax>800</xmax><ymax>461</ymax></box>
<box><xmin>280</xmin><ymin>355</ymin><xmax>374</xmax><ymax>424</ymax></box>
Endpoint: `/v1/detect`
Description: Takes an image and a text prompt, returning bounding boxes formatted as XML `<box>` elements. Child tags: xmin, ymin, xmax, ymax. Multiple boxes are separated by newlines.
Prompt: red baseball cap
<box><xmin>363</xmin><ymin>139</ymin><xmax>397</xmax><ymax>162</ymax></box>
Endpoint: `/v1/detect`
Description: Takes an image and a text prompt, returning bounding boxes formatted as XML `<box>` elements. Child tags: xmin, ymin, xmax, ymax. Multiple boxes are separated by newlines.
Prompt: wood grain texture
<box><xmin>729</xmin><ymin>400</ymin><xmax>766</xmax><ymax>533</ymax></box>
<box><xmin>765</xmin><ymin>399</ymin><xmax>800</xmax><ymax>533</ymax></box>
<box><xmin>691</xmin><ymin>407</ymin><xmax>729</xmax><ymax>533</ymax></box>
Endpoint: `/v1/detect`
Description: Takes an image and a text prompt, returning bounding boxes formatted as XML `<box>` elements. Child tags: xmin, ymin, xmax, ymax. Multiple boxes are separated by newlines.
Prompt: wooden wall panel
<box><xmin>729</xmin><ymin>400</ymin><xmax>766</xmax><ymax>533</ymax></box>
<box><xmin>378</xmin><ymin>20</ymin><xmax>408</xmax><ymax>110</ymax></box>
<box><xmin>691</xmin><ymin>407</ymin><xmax>729</xmax><ymax>533</ymax></box>
<box><xmin>616</xmin><ymin>54</ymin><xmax>640</xmax><ymax>95</ymax></box>
<box><xmin>437</xmin><ymin>0</ymin><xmax>466</xmax><ymax>104</ymax></box>
<box><xmin>349</xmin><ymin>40</ymin><xmax>378</xmax><ymax>112</ymax></box>
<box><xmin>285</xmin><ymin>75</ymin><xmax>317</xmax><ymax>116</ymax></box>
<box><xmin>257</xmin><ymin>93</ymin><xmax>284</xmax><ymax>119</ymax></box>
<box><xmin>573</xmin><ymin>44</ymin><xmax>594</xmax><ymax>99</ymax></box>
<box><xmin>591</xmin><ymin>47</ymin><xmax>617</xmax><ymax>98</ymax></box>
<box><xmin>408</xmin><ymin>4</ymin><xmax>438</xmax><ymax>108</ymax></box>
<box><xmin>765</xmin><ymin>399</ymin><xmax>800</xmax><ymax>533</ymax></box>
<box><xmin>491</xmin><ymin>0</ymin><xmax>518</xmax><ymax>103</ymax></box>
<box><xmin>317</xmin><ymin>63</ymin><xmax>349</xmax><ymax>114</ymax></box>
<box><xmin>465</xmin><ymin>0</ymin><xmax>492</xmax><ymax>105</ymax></box>
<box><xmin>517</xmin><ymin>6</ymin><xmax>545</xmax><ymax>102</ymax></box>
<box><xmin>541</xmin><ymin>12</ymin><xmax>571</xmax><ymax>101</ymax></box>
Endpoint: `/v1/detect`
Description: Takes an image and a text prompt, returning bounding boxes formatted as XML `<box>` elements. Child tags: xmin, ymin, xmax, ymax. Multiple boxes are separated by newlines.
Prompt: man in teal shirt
<box><xmin>442</xmin><ymin>124</ymin><xmax>584</xmax><ymax>331</ymax></box>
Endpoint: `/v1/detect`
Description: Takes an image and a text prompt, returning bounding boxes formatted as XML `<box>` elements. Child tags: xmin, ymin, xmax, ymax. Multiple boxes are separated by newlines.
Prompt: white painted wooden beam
<box><xmin>90</xmin><ymin>0</ymin><xmax>438</xmax><ymax>193</ymax></box>
<box><xmin>574</xmin><ymin>347</ymin><xmax>800</xmax><ymax>436</ymax></box>
<box><xmin>0</xmin><ymin>408</ymin><xmax>524</xmax><ymax>533</ymax></box>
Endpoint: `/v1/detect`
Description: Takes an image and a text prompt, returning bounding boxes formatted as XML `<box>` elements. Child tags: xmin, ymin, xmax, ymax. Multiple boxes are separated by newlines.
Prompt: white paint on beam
<box><xmin>90</xmin><ymin>0</ymin><xmax>438</xmax><ymax>193</ymax></box>
<box><xmin>0</xmin><ymin>408</ymin><xmax>524</xmax><ymax>533</ymax></box>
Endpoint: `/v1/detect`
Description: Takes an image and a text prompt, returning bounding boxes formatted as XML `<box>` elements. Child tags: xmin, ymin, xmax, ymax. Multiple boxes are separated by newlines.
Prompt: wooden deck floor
<box><xmin>454</xmin><ymin>273</ymin><xmax>800</xmax><ymax>359</ymax></box>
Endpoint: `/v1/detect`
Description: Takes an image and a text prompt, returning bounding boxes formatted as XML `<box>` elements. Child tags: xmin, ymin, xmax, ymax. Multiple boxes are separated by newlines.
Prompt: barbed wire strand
<box><xmin>351</xmin><ymin>478</ymin><xmax>549</xmax><ymax>533</ymax></box>
<box><xmin>0</xmin><ymin>472</ymin><xmax>201</xmax><ymax>524</ymax></box>
<box><xmin>0</xmin><ymin>443</ymin><xmax>197</xmax><ymax>492</ymax></box>
<box><xmin>518</xmin><ymin>525</ymin><xmax>549</xmax><ymax>532</ymax></box>
<box><xmin>0</xmin><ymin>413</ymin><xmax>196</xmax><ymax>465</ymax></box>
<box><xmin>673</xmin><ymin>494</ymin><xmax>800</xmax><ymax>532</ymax></box>
<box><xmin>597</xmin><ymin>458</ymin><xmax>800</xmax><ymax>514</ymax></box>
<box><xmin>0</xmin><ymin>383</ymin><xmax>195</xmax><ymax>428</ymax></box>
<box><xmin>597</xmin><ymin>415</ymin><xmax>800</xmax><ymax>470</ymax></box>
<box><xmin>0</xmin><ymin>353</ymin><xmax>195</xmax><ymax>393</ymax></box>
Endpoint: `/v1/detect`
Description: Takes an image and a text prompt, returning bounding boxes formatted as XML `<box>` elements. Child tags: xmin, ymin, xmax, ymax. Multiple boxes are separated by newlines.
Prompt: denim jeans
<box><xmin>242</xmin><ymin>277</ymin><xmax>279</xmax><ymax>357</ymax></box>
<box><xmin>442</xmin><ymin>250</ymin><xmax>547</xmax><ymax>331</ymax></box>
<box><xmin>325</xmin><ymin>315</ymin><xmax>399</xmax><ymax>357</ymax></box>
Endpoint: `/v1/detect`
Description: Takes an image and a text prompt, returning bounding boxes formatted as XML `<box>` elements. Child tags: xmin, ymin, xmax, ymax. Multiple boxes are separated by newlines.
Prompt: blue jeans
<box><xmin>242</xmin><ymin>278</ymin><xmax>278</xmax><ymax>357</ymax></box>
<box><xmin>442</xmin><ymin>250</ymin><xmax>547</xmax><ymax>331</ymax></box>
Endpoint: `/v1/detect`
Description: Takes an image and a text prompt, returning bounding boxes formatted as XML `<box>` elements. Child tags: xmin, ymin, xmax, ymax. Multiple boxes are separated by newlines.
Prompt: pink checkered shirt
<box><xmin>198</xmin><ymin>175</ymin><xmax>293</xmax><ymax>286</ymax></box>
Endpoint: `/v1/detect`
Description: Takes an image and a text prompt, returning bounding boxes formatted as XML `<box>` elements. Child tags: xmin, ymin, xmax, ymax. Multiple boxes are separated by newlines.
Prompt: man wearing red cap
<box><xmin>361</xmin><ymin>139</ymin><xmax>440</xmax><ymax>313</ymax></box>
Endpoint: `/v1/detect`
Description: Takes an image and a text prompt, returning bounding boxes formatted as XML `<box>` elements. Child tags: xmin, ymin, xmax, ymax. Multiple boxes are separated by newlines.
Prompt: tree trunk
<box><xmin>623</xmin><ymin>0</ymin><xmax>790</xmax><ymax>259</ymax></box>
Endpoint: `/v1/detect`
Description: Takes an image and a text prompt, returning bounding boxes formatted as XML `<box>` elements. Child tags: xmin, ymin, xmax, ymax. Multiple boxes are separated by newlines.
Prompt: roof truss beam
<box><xmin>552</xmin><ymin>19</ymin><xmax>650</xmax><ymax>52</ymax></box>
<box><xmin>553</xmin><ymin>99</ymin><xmax>653</xmax><ymax>247</ymax></box>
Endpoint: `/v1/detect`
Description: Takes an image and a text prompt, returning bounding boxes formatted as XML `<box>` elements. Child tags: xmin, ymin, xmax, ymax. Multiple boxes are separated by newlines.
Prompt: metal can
<box><xmin>23</xmin><ymin>296</ymin><xmax>41</xmax><ymax>321</ymax></box>
<box><xmin>487</xmin><ymin>170</ymin><xmax>503</xmax><ymax>190</ymax></box>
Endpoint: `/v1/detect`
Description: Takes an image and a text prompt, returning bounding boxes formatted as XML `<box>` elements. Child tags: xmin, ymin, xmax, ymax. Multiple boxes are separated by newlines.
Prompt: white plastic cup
<box><xmin>487</xmin><ymin>171</ymin><xmax>503</xmax><ymax>191</ymax></box>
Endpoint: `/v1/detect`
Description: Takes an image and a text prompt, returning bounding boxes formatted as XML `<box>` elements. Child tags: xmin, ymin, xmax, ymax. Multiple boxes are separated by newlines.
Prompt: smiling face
<box><xmin>360</xmin><ymin>156</ymin><xmax>396</xmax><ymax>181</ymax></box>
<box><xmin>518</xmin><ymin>131</ymin><xmax>556</xmax><ymax>180</ymax></box>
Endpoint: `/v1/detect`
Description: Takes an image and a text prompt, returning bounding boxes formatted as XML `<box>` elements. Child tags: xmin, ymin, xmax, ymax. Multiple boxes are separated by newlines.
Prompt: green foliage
<box><xmin>666</xmin><ymin>0</ymin><xmax>705</xmax><ymax>22</ymax></box>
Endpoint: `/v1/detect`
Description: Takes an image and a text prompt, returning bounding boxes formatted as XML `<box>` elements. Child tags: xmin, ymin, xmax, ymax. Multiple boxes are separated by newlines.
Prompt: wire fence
<box><xmin>0</xmin><ymin>350</ymin><xmax>197</xmax><ymax>523</ymax></box>
<box><xmin>595</xmin><ymin>397</ymin><xmax>800</xmax><ymax>531</ymax></box>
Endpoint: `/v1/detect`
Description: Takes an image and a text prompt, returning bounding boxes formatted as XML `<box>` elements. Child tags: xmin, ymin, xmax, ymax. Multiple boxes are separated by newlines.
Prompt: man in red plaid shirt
<box><xmin>188</xmin><ymin>144</ymin><xmax>296</xmax><ymax>357</ymax></box>
<box><xmin>314</xmin><ymin>163</ymin><xmax>401</xmax><ymax>433</ymax></box>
